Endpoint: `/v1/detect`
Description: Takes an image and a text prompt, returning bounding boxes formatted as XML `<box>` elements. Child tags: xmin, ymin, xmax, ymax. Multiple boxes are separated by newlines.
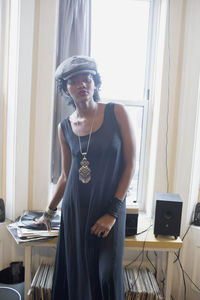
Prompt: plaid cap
<box><xmin>55</xmin><ymin>55</ymin><xmax>97</xmax><ymax>81</ymax></box>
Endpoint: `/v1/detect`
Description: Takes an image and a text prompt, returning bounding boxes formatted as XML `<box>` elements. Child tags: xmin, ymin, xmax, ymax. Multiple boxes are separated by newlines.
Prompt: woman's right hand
<box><xmin>35</xmin><ymin>215</ymin><xmax>51</xmax><ymax>232</ymax></box>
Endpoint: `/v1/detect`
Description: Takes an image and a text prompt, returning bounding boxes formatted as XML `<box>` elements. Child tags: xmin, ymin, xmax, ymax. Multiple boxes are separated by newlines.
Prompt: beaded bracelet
<box><xmin>106</xmin><ymin>197</ymin><xmax>123</xmax><ymax>218</ymax></box>
<box><xmin>43</xmin><ymin>206</ymin><xmax>57</xmax><ymax>221</ymax></box>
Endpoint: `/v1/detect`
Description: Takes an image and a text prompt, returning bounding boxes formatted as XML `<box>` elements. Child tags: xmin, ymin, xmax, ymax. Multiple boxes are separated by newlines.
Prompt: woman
<box><xmin>38</xmin><ymin>55</ymin><xmax>136</xmax><ymax>300</ymax></box>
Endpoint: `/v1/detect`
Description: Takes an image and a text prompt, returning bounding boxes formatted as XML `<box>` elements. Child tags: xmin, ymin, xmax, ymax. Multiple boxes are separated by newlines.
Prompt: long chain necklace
<box><xmin>76</xmin><ymin>106</ymin><xmax>97</xmax><ymax>184</ymax></box>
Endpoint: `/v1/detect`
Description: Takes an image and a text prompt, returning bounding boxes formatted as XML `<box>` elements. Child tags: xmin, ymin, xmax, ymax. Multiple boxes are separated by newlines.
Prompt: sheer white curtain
<box><xmin>51</xmin><ymin>0</ymin><xmax>91</xmax><ymax>182</ymax></box>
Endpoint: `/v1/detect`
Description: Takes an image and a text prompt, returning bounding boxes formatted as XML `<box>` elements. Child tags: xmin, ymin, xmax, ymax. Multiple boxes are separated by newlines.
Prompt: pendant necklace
<box><xmin>76</xmin><ymin>106</ymin><xmax>97</xmax><ymax>184</ymax></box>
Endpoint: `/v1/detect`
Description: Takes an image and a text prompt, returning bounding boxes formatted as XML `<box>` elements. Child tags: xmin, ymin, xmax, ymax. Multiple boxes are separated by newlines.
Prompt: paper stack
<box><xmin>7</xmin><ymin>210</ymin><xmax>60</xmax><ymax>244</ymax></box>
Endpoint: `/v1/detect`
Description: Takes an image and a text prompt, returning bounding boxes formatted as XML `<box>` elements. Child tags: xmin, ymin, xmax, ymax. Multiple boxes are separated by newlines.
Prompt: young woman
<box><xmin>37</xmin><ymin>55</ymin><xmax>136</xmax><ymax>300</ymax></box>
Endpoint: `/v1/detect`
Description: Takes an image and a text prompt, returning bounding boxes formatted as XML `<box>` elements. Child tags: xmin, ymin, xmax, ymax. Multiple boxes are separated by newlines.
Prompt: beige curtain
<box><xmin>51</xmin><ymin>0</ymin><xmax>91</xmax><ymax>183</ymax></box>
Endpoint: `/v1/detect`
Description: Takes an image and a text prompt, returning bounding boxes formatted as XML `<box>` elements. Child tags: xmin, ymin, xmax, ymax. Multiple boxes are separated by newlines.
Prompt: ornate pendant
<box><xmin>79</xmin><ymin>154</ymin><xmax>91</xmax><ymax>184</ymax></box>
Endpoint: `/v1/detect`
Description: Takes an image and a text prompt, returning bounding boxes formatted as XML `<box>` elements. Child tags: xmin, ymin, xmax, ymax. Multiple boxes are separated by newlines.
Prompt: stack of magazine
<box><xmin>28</xmin><ymin>262</ymin><xmax>54</xmax><ymax>300</ymax></box>
<box><xmin>123</xmin><ymin>267</ymin><xmax>164</xmax><ymax>300</ymax></box>
<box><xmin>7</xmin><ymin>210</ymin><xmax>61</xmax><ymax>243</ymax></box>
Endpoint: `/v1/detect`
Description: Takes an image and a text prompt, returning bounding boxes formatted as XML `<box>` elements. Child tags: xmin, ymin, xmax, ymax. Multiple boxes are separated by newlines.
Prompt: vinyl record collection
<box><xmin>29</xmin><ymin>265</ymin><xmax>163</xmax><ymax>299</ymax></box>
<box><xmin>28</xmin><ymin>263</ymin><xmax>54</xmax><ymax>300</ymax></box>
<box><xmin>123</xmin><ymin>267</ymin><xmax>164</xmax><ymax>300</ymax></box>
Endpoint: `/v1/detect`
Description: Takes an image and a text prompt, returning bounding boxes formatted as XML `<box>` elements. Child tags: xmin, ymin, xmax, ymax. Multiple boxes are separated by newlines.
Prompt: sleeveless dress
<box><xmin>51</xmin><ymin>102</ymin><xmax>126</xmax><ymax>300</ymax></box>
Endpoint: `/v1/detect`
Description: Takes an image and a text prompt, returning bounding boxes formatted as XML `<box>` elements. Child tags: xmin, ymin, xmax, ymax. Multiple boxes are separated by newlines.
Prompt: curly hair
<box><xmin>56</xmin><ymin>73</ymin><xmax>102</xmax><ymax>107</ymax></box>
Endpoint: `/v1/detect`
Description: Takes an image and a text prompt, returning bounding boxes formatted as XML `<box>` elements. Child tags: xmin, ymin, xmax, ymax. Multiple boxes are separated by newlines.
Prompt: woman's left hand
<box><xmin>90</xmin><ymin>214</ymin><xmax>116</xmax><ymax>238</ymax></box>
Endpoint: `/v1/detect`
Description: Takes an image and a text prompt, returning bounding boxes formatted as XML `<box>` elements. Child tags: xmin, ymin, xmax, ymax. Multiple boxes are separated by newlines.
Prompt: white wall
<box><xmin>171</xmin><ymin>0</ymin><xmax>200</xmax><ymax>298</ymax></box>
<box><xmin>0</xmin><ymin>0</ymin><xmax>58</xmax><ymax>269</ymax></box>
<box><xmin>28</xmin><ymin>0</ymin><xmax>57</xmax><ymax>210</ymax></box>
<box><xmin>0</xmin><ymin>0</ymin><xmax>9</xmax><ymax>201</ymax></box>
<box><xmin>147</xmin><ymin>1</ymin><xmax>200</xmax><ymax>298</ymax></box>
<box><xmin>3</xmin><ymin>0</ymin><xmax>57</xmax><ymax>219</ymax></box>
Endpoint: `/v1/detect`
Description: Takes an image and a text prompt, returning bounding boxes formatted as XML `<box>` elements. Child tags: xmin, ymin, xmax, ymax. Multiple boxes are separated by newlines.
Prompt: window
<box><xmin>91</xmin><ymin>0</ymin><xmax>155</xmax><ymax>207</ymax></box>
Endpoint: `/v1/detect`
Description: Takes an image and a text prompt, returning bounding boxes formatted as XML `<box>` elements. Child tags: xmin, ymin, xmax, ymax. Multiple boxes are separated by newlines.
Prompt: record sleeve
<box><xmin>17</xmin><ymin>210</ymin><xmax>60</xmax><ymax>230</ymax></box>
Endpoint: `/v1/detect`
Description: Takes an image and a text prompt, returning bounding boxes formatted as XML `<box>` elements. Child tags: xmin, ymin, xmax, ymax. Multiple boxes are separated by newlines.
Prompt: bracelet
<box><xmin>43</xmin><ymin>206</ymin><xmax>57</xmax><ymax>221</ymax></box>
<box><xmin>106</xmin><ymin>197</ymin><xmax>123</xmax><ymax>218</ymax></box>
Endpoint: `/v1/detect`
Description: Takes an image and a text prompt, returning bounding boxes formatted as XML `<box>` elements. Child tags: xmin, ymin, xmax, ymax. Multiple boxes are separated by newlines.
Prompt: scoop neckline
<box><xmin>68</xmin><ymin>103</ymin><xmax>109</xmax><ymax>138</ymax></box>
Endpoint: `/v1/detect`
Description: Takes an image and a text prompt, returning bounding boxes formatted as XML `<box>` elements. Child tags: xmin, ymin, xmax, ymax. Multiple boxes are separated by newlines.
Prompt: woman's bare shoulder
<box><xmin>113</xmin><ymin>103</ymin><xmax>127</xmax><ymax>118</ymax></box>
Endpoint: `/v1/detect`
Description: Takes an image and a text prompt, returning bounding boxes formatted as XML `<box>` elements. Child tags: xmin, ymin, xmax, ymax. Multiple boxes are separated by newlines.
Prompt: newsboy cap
<box><xmin>55</xmin><ymin>55</ymin><xmax>98</xmax><ymax>81</ymax></box>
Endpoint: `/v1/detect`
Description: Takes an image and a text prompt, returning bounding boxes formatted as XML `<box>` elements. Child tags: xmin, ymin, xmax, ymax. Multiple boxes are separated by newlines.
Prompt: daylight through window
<box><xmin>91</xmin><ymin>0</ymin><xmax>154</xmax><ymax>206</ymax></box>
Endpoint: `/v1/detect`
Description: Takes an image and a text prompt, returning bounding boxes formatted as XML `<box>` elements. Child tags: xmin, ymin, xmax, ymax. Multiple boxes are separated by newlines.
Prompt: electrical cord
<box><xmin>125</xmin><ymin>224</ymin><xmax>153</xmax><ymax>268</ymax></box>
<box><xmin>171</xmin><ymin>225</ymin><xmax>191</xmax><ymax>299</ymax></box>
<box><xmin>174</xmin><ymin>252</ymin><xmax>200</xmax><ymax>294</ymax></box>
<box><xmin>173</xmin><ymin>224</ymin><xmax>191</xmax><ymax>263</ymax></box>
<box><xmin>146</xmin><ymin>251</ymin><xmax>157</xmax><ymax>276</ymax></box>
<box><xmin>136</xmin><ymin>224</ymin><xmax>152</xmax><ymax>236</ymax></box>
<box><xmin>129</xmin><ymin>248</ymin><xmax>145</xmax><ymax>290</ymax></box>
<box><xmin>124</xmin><ymin>250</ymin><xmax>143</xmax><ymax>269</ymax></box>
<box><xmin>174</xmin><ymin>252</ymin><xmax>187</xmax><ymax>300</ymax></box>
<box><xmin>124</xmin><ymin>223</ymin><xmax>152</xmax><ymax>289</ymax></box>
<box><xmin>124</xmin><ymin>251</ymin><xmax>144</xmax><ymax>291</ymax></box>
<box><xmin>154</xmin><ymin>250</ymin><xmax>158</xmax><ymax>257</ymax></box>
<box><xmin>171</xmin><ymin>224</ymin><xmax>200</xmax><ymax>299</ymax></box>
<box><xmin>181</xmin><ymin>224</ymin><xmax>191</xmax><ymax>241</ymax></box>
<box><xmin>160</xmin><ymin>268</ymin><xmax>166</xmax><ymax>295</ymax></box>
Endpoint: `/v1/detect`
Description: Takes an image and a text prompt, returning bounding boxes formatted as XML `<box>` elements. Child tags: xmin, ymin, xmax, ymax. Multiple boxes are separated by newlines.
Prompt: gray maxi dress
<box><xmin>51</xmin><ymin>102</ymin><xmax>126</xmax><ymax>300</ymax></box>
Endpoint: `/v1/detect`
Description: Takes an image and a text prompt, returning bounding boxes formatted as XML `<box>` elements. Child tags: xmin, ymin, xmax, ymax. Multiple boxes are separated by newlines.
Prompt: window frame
<box><xmin>91</xmin><ymin>0</ymin><xmax>159</xmax><ymax>209</ymax></box>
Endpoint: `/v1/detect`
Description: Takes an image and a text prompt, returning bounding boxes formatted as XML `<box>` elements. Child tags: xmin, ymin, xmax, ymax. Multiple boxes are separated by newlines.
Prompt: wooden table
<box><xmin>23</xmin><ymin>216</ymin><xmax>182</xmax><ymax>300</ymax></box>
<box><xmin>24</xmin><ymin>238</ymin><xmax>57</xmax><ymax>299</ymax></box>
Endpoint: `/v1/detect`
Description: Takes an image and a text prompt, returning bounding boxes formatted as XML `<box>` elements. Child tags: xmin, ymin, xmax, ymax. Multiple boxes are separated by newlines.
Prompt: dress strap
<box><xmin>60</xmin><ymin>117</ymin><xmax>71</xmax><ymax>145</ymax></box>
<box><xmin>104</xmin><ymin>102</ymin><xmax>121</xmax><ymax>132</ymax></box>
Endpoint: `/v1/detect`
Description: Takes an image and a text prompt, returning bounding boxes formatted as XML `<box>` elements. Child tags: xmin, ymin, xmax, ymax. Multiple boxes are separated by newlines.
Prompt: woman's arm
<box><xmin>91</xmin><ymin>103</ymin><xmax>136</xmax><ymax>238</ymax></box>
<box><xmin>36</xmin><ymin>124</ymin><xmax>71</xmax><ymax>230</ymax></box>
<box><xmin>113</xmin><ymin>103</ymin><xmax>136</xmax><ymax>200</ymax></box>
<box><xmin>48</xmin><ymin>124</ymin><xmax>72</xmax><ymax>210</ymax></box>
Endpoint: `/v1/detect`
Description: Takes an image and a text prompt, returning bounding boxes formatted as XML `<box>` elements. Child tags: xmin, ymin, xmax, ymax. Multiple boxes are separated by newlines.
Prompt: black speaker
<box><xmin>154</xmin><ymin>193</ymin><xmax>182</xmax><ymax>239</ymax></box>
<box><xmin>125</xmin><ymin>206</ymin><xmax>138</xmax><ymax>236</ymax></box>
